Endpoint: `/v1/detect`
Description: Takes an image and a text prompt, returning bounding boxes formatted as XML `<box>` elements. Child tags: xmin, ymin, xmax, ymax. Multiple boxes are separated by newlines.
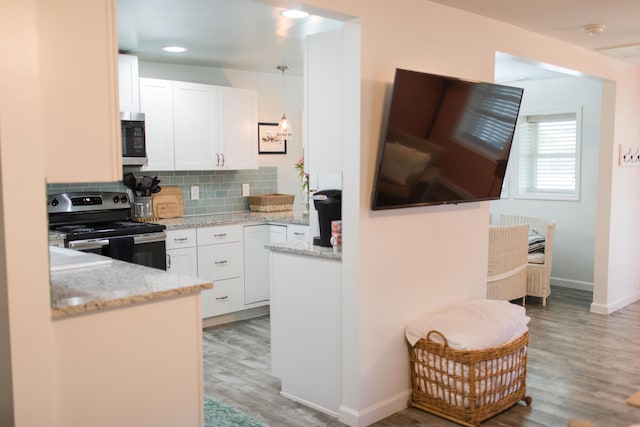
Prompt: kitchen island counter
<box><xmin>268</xmin><ymin>242</ymin><xmax>342</xmax><ymax>416</ymax></box>
<box><xmin>50</xmin><ymin>256</ymin><xmax>212</xmax><ymax>319</ymax></box>
<box><xmin>51</xmin><ymin>254</ymin><xmax>211</xmax><ymax>427</ymax></box>
<box><xmin>265</xmin><ymin>239</ymin><xmax>341</xmax><ymax>260</ymax></box>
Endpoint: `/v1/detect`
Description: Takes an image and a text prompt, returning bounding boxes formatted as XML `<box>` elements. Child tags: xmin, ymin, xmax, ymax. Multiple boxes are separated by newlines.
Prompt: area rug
<box><xmin>204</xmin><ymin>395</ymin><xmax>266</xmax><ymax>427</ymax></box>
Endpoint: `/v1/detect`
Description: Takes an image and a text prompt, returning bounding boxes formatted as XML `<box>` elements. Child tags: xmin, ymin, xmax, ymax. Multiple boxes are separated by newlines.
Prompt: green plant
<box><xmin>294</xmin><ymin>156</ymin><xmax>310</xmax><ymax>210</ymax></box>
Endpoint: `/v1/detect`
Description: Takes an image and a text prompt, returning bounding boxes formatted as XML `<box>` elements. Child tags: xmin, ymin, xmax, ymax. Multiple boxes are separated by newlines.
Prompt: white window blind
<box><xmin>517</xmin><ymin>112</ymin><xmax>579</xmax><ymax>199</ymax></box>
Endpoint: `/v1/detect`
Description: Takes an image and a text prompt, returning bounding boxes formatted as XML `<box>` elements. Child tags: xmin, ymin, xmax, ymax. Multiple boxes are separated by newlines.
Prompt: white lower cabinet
<box><xmin>164</xmin><ymin>222</ymin><xmax>309</xmax><ymax>320</ymax></box>
<box><xmin>243</xmin><ymin>225</ymin><xmax>287</xmax><ymax>305</ymax></box>
<box><xmin>200</xmin><ymin>277</ymin><xmax>245</xmax><ymax>318</ymax></box>
<box><xmin>197</xmin><ymin>225</ymin><xmax>244</xmax><ymax>318</ymax></box>
<box><xmin>166</xmin><ymin>229</ymin><xmax>198</xmax><ymax>276</ymax></box>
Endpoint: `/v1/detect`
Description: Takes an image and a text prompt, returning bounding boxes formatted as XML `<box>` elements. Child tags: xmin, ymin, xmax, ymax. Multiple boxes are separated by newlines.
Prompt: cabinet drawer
<box><xmin>197</xmin><ymin>225</ymin><xmax>242</xmax><ymax>245</ymax></box>
<box><xmin>287</xmin><ymin>224</ymin><xmax>310</xmax><ymax>241</ymax></box>
<box><xmin>165</xmin><ymin>228</ymin><xmax>197</xmax><ymax>249</ymax></box>
<box><xmin>201</xmin><ymin>277</ymin><xmax>244</xmax><ymax>318</ymax></box>
<box><xmin>197</xmin><ymin>242</ymin><xmax>242</xmax><ymax>281</ymax></box>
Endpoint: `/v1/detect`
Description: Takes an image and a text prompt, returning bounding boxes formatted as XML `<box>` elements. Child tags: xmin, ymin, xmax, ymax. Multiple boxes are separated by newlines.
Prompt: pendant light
<box><xmin>276</xmin><ymin>65</ymin><xmax>293</xmax><ymax>140</ymax></box>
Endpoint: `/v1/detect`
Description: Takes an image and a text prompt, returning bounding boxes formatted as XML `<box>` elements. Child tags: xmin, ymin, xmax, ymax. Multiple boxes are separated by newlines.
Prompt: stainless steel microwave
<box><xmin>121</xmin><ymin>112</ymin><xmax>147</xmax><ymax>166</ymax></box>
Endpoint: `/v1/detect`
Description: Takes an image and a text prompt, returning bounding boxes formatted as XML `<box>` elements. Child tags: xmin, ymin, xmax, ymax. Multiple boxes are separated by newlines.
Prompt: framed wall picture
<box><xmin>258</xmin><ymin>122</ymin><xmax>287</xmax><ymax>154</ymax></box>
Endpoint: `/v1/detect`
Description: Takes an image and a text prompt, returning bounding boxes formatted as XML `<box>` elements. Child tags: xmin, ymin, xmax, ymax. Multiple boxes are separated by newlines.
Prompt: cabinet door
<box><xmin>140</xmin><ymin>78</ymin><xmax>175</xmax><ymax>171</ymax></box>
<box><xmin>244</xmin><ymin>225</ymin><xmax>286</xmax><ymax>305</ymax></box>
<box><xmin>219</xmin><ymin>87</ymin><xmax>258</xmax><ymax>170</ymax></box>
<box><xmin>270</xmin><ymin>225</ymin><xmax>288</xmax><ymax>243</ymax></box>
<box><xmin>166</xmin><ymin>247</ymin><xmax>198</xmax><ymax>277</ymax></box>
<box><xmin>173</xmin><ymin>82</ymin><xmax>219</xmax><ymax>170</ymax></box>
<box><xmin>118</xmin><ymin>54</ymin><xmax>140</xmax><ymax>113</ymax></box>
<box><xmin>40</xmin><ymin>0</ymin><xmax>121</xmax><ymax>183</ymax></box>
<box><xmin>304</xmin><ymin>28</ymin><xmax>345</xmax><ymax>176</ymax></box>
<box><xmin>243</xmin><ymin>225</ymin><xmax>270</xmax><ymax>305</ymax></box>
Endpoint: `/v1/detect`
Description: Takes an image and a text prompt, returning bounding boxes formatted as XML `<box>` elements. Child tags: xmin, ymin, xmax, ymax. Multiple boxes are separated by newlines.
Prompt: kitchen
<box><xmin>44</xmin><ymin>0</ymin><xmax>354</xmax><ymax>425</ymax></box>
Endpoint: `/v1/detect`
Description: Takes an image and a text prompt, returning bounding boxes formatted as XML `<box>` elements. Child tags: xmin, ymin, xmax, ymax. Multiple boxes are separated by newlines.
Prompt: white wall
<box><xmin>490</xmin><ymin>76</ymin><xmax>602</xmax><ymax>291</ymax></box>
<box><xmin>138</xmin><ymin>61</ymin><xmax>307</xmax><ymax>210</ymax></box>
<box><xmin>1</xmin><ymin>1</ymin><xmax>57</xmax><ymax>425</ymax></box>
<box><xmin>300</xmin><ymin>0</ymin><xmax>640</xmax><ymax>425</ymax></box>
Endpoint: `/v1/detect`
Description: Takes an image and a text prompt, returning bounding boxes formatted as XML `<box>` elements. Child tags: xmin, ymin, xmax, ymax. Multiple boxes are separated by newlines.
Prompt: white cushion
<box><xmin>405</xmin><ymin>299</ymin><xmax>530</xmax><ymax>350</ymax></box>
<box><xmin>528</xmin><ymin>251</ymin><xmax>545</xmax><ymax>264</ymax></box>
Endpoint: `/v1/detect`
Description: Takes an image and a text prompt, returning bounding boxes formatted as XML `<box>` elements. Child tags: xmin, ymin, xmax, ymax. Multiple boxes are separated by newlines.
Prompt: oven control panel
<box><xmin>47</xmin><ymin>192</ymin><xmax>131</xmax><ymax>213</ymax></box>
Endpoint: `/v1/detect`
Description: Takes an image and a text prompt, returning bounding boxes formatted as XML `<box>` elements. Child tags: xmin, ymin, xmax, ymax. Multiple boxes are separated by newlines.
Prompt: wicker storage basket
<box><xmin>409</xmin><ymin>330</ymin><xmax>531</xmax><ymax>427</ymax></box>
<box><xmin>247</xmin><ymin>193</ymin><xmax>295</xmax><ymax>212</ymax></box>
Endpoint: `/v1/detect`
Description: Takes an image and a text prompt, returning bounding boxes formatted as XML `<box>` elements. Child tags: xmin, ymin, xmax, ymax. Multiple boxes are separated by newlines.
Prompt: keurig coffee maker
<box><xmin>312</xmin><ymin>189</ymin><xmax>342</xmax><ymax>247</ymax></box>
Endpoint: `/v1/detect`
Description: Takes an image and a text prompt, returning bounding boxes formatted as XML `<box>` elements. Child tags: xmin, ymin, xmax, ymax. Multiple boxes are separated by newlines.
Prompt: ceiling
<box><xmin>117</xmin><ymin>0</ymin><xmax>344</xmax><ymax>76</ymax></box>
<box><xmin>117</xmin><ymin>0</ymin><xmax>640</xmax><ymax>80</ymax></box>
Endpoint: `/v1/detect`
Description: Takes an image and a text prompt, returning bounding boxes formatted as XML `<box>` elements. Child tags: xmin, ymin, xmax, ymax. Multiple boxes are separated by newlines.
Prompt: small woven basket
<box><xmin>247</xmin><ymin>193</ymin><xmax>295</xmax><ymax>212</ymax></box>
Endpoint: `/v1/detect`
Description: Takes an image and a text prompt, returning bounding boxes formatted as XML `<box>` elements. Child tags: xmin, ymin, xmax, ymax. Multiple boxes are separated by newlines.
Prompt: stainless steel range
<box><xmin>48</xmin><ymin>191</ymin><xmax>166</xmax><ymax>270</ymax></box>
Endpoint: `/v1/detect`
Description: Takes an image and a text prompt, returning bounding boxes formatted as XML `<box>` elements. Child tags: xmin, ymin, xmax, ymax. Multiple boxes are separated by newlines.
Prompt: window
<box><xmin>515</xmin><ymin>110</ymin><xmax>581</xmax><ymax>200</ymax></box>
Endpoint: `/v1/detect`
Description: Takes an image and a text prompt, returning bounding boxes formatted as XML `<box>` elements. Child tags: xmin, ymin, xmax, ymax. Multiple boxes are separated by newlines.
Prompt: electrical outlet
<box><xmin>242</xmin><ymin>183</ymin><xmax>250</xmax><ymax>197</ymax></box>
<box><xmin>191</xmin><ymin>185</ymin><xmax>200</xmax><ymax>200</ymax></box>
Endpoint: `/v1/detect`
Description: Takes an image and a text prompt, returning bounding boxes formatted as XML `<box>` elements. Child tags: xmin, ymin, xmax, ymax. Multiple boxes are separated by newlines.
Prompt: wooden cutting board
<box><xmin>152</xmin><ymin>186</ymin><xmax>184</xmax><ymax>219</ymax></box>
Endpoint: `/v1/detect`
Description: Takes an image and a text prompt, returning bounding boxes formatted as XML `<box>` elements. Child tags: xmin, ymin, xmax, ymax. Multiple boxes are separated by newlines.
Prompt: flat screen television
<box><xmin>371</xmin><ymin>68</ymin><xmax>524</xmax><ymax>210</ymax></box>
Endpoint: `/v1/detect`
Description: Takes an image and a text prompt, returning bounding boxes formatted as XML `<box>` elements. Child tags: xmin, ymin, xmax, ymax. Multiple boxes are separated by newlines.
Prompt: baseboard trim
<box><xmin>591</xmin><ymin>291</ymin><xmax>640</xmax><ymax>315</ymax></box>
<box><xmin>202</xmin><ymin>305</ymin><xmax>269</xmax><ymax>328</ymax></box>
<box><xmin>338</xmin><ymin>389</ymin><xmax>411</xmax><ymax>427</ymax></box>
<box><xmin>551</xmin><ymin>277</ymin><xmax>593</xmax><ymax>291</ymax></box>
<box><xmin>279</xmin><ymin>391</ymin><xmax>338</xmax><ymax>418</ymax></box>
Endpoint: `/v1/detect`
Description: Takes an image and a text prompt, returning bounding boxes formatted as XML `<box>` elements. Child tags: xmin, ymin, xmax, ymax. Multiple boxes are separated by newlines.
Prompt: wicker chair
<box><xmin>499</xmin><ymin>214</ymin><xmax>556</xmax><ymax>306</ymax></box>
<box><xmin>487</xmin><ymin>224</ymin><xmax>529</xmax><ymax>304</ymax></box>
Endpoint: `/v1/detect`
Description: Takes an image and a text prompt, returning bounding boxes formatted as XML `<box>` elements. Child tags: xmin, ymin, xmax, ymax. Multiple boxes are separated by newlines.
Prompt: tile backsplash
<box><xmin>47</xmin><ymin>167</ymin><xmax>277</xmax><ymax>216</ymax></box>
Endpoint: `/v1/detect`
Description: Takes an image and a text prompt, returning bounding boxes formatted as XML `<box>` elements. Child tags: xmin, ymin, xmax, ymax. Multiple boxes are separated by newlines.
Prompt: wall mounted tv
<box><xmin>371</xmin><ymin>68</ymin><xmax>524</xmax><ymax>210</ymax></box>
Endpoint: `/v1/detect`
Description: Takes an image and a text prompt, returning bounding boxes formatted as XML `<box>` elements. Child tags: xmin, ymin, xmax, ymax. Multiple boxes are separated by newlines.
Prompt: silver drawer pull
<box><xmin>213</xmin><ymin>233</ymin><xmax>228</xmax><ymax>238</ymax></box>
<box><xmin>293</xmin><ymin>232</ymin><xmax>305</xmax><ymax>236</ymax></box>
<box><xmin>173</xmin><ymin>237</ymin><xmax>189</xmax><ymax>242</ymax></box>
<box><xmin>216</xmin><ymin>296</ymin><xmax>228</xmax><ymax>301</ymax></box>
<box><xmin>214</xmin><ymin>260</ymin><xmax>228</xmax><ymax>265</ymax></box>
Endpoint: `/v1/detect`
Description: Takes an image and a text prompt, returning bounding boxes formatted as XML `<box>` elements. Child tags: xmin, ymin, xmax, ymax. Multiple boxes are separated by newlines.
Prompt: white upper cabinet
<box><xmin>118</xmin><ymin>54</ymin><xmax>140</xmax><ymax>113</ymax></box>
<box><xmin>41</xmin><ymin>0</ymin><xmax>121</xmax><ymax>183</ymax></box>
<box><xmin>304</xmin><ymin>28</ymin><xmax>344</xmax><ymax>176</ymax></box>
<box><xmin>219</xmin><ymin>86</ymin><xmax>258</xmax><ymax>170</ymax></box>
<box><xmin>139</xmin><ymin>78</ymin><xmax>257</xmax><ymax>171</ymax></box>
<box><xmin>140</xmin><ymin>78</ymin><xmax>175</xmax><ymax>171</ymax></box>
<box><xmin>173</xmin><ymin>82</ymin><xmax>220</xmax><ymax>170</ymax></box>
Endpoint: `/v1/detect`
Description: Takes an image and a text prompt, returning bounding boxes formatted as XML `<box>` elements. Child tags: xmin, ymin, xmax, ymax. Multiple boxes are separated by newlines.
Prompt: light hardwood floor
<box><xmin>202</xmin><ymin>287</ymin><xmax>640</xmax><ymax>426</ymax></box>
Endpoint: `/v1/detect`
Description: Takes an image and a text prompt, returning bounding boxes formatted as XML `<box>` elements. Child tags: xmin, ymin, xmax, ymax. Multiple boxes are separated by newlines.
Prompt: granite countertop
<box><xmin>155</xmin><ymin>210</ymin><xmax>310</xmax><ymax>230</ymax></box>
<box><xmin>50</xmin><ymin>257</ymin><xmax>212</xmax><ymax>319</ymax></box>
<box><xmin>48</xmin><ymin>211</ymin><xmax>308</xmax><ymax>318</ymax></box>
<box><xmin>265</xmin><ymin>239</ymin><xmax>342</xmax><ymax>261</ymax></box>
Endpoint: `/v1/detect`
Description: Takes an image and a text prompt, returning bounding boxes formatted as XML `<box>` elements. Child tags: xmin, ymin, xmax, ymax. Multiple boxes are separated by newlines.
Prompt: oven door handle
<box><xmin>67</xmin><ymin>232</ymin><xmax>167</xmax><ymax>251</ymax></box>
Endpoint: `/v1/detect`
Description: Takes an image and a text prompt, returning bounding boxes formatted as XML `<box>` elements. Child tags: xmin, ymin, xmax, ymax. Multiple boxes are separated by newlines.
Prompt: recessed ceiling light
<box><xmin>162</xmin><ymin>46</ymin><xmax>187</xmax><ymax>53</ymax></box>
<box><xmin>282</xmin><ymin>9</ymin><xmax>309</xmax><ymax>19</ymax></box>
